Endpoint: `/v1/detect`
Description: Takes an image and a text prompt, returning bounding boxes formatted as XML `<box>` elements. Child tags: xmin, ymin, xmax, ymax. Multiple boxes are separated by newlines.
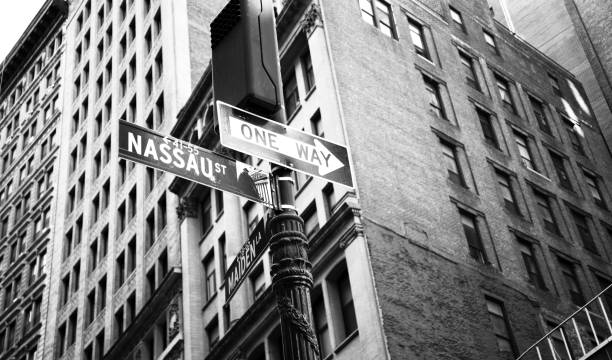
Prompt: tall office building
<box><xmin>39</xmin><ymin>0</ymin><xmax>226</xmax><ymax>359</ymax></box>
<box><xmin>489</xmin><ymin>0</ymin><xmax>612</xmax><ymax>151</ymax></box>
<box><xmin>0</xmin><ymin>1</ymin><xmax>68</xmax><ymax>360</ymax></box>
<box><xmin>169</xmin><ymin>0</ymin><xmax>612</xmax><ymax>360</ymax></box>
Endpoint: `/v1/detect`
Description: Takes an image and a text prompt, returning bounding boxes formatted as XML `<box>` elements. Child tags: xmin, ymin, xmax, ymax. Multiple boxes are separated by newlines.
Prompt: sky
<box><xmin>0</xmin><ymin>0</ymin><xmax>47</xmax><ymax>61</ymax></box>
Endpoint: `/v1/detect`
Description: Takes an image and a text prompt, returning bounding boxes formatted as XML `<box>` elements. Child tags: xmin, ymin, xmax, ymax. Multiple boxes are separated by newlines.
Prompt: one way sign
<box><xmin>217</xmin><ymin>101</ymin><xmax>354</xmax><ymax>188</ymax></box>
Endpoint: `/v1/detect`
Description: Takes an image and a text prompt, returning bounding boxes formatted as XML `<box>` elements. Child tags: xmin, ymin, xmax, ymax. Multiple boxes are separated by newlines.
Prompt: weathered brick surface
<box><xmin>322</xmin><ymin>0</ymin><xmax>612</xmax><ymax>358</ymax></box>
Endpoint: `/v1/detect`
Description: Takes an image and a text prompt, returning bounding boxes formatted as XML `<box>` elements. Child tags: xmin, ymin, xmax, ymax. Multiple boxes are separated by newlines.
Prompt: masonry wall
<box><xmin>322</xmin><ymin>0</ymin><xmax>612</xmax><ymax>358</ymax></box>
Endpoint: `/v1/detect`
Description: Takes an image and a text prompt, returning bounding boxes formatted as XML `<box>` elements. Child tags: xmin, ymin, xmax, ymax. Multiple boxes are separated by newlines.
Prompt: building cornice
<box><xmin>0</xmin><ymin>0</ymin><xmax>68</xmax><ymax>99</ymax></box>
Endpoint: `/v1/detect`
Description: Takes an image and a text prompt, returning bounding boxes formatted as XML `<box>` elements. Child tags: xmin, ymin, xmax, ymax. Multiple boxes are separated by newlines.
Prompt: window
<box><xmin>517</xmin><ymin>240</ymin><xmax>546</xmax><ymax>289</ymax></box>
<box><xmin>584</xmin><ymin>172</ymin><xmax>606</xmax><ymax>208</ymax></box>
<box><xmin>459</xmin><ymin>210</ymin><xmax>487</xmax><ymax>263</ymax></box>
<box><xmin>283</xmin><ymin>71</ymin><xmax>299</xmax><ymax>118</ymax></box>
<box><xmin>550</xmin><ymin>152</ymin><xmax>573</xmax><ymax>190</ymax></box>
<box><xmin>449</xmin><ymin>6</ymin><xmax>464</xmax><ymax>31</ymax></box>
<box><xmin>115</xmin><ymin>252</ymin><xmax>125</xmax><ymax>288</ymax></box>
<box><xmin>408</xmin><ymin>19</ymin><xmax>429</xmax><ymax>59</ymax></box>
<box><xmin>202</xmin><ymin>191</ymin><xmax>212</xmax><ymax>233</ymax></box>
<box><xmin>563</xmin><ymin>117</ymin><xmax>585</xmax><ymax>155</ymax></box>
<box><xmin>313</xmin><ymin>290</ymin><xmax>331</xmax><ymax>357</ymax></box>
<box><xmin>477</xmin><ymin>108</ymin><xmax>498</xmax><ymax>148</ymax></box>
<box><xmin>533</xmin><ymin>190</ymin><xmax>560</xmax><ymax>234</ymax></box>
<box><xmin>157</xmin><ymin>194</ymin><xmax>167</xmax><ymax>234</ymax></box>
<box><xmin>495</xmin><ymin>75</ymin><xmax>515</xmax><ymax>113</ymax></box>
<box><xmin>336</xmin><ymin>267</ymin><xmax>358</xmax><ymax>338</ymax></box>
<box><xmin>203</xmin><ymin>252</ymin><xmax>216</xmax><ymax>302</ymax></box>
<box><xmin>97</xmin><ymin>276</ymin><xmax>107</xmax><ymax>313</ymax></box>
<box><xmin>571</xmin><ymin>211</ymin><xmax>598</xmax><ymax>253</ymax></box>
<box><xmin>459</xmin><ymin>51</ymin><xmax>479</xmax><ymax>90</ymax></box>
<box><xmin>486</xmin><ymin>298</ymin><xmax>516</xmax><ymax>355</ymax></box>
<box><xmin>440</xmin><ymin>140</ymin><xmax>464</xmax><ymax>186</ymax></box>
<box><xmin>514</xmin><ymin>132</ymin><xmax>536</xmax><ymax>171</ymax></box>
<box><xmin>530</xmin><ymin>97</ymin><xmax>551</xmax><ymax>134</ymax></box>
<box><xmin>302</xmin><ymin>203</ymin><xmax>319</xmax><ymax>238</ymax></box>
<box><xmin>483</xmin><ymin>30</ymin><xmax>498</xmax><ymax>53</ymax></box>
<box><xmin>244</xmin><ymin>201</ymin><xmax>260</xmax><ymax>235</ymax></box>
<box><xmin>496</xmin><ymin>171</ymin><xmax>520</xmax><ymax>214</ymax></box>
<box><xmin>323</xmin><ymin>183</ymin><xmax>336</xmax><ymax>218</ymax></box>
<box><xmin>301</xmin><ymin>50</ymin><xmax>315</xmax><ymax>93</ymax></box>
<box><xmin>206</xmin><ymin>318</ymin><xmax>219</xmax><ymax>348</ymax></box>
<box><xmin>250</xmin><ymin>264</ymin><xmax>266</xmax><ymax>300</ymax></box>
<box><xmin>145</xmin><ymin>211</ymin><xmax>155</xmax><ymax>250</ymax></box>
<box><xmin>213</xmin><ymin>190</ymin><xmax>223</xmax><ymax>217</ymax></box>
<box><xmin>558</xmin><ymin>258</ymin><xmax>584</xmax><ymax>306</ymax></box>
<box><xmin>549</xmin><ymin>74</ymin><xmax>562</xmax><ymax>97</ymax></box>
<box><xmin>422</xmin><ymin>75</ymin><xmax>445</xmax><ymax>119</ymax></box>
<box><xmin>310</xmin><ymin>110</ymin><xmax>323</xmax><ymax>137</ymax></box>
<box><xmin>359</xmin><ymin>0</ymin><xmax>395</xmax><ymax>37</ymax></box>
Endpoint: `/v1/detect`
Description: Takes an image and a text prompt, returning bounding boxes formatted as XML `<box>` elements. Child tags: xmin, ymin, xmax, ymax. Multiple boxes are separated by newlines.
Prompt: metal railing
<box><xmin>517</xmin><ymin>284</ymin><xmax>612</xmax><ymax>360</ymax></box>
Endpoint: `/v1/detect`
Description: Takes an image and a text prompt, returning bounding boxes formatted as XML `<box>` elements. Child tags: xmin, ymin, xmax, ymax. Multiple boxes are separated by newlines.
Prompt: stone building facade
<box><xmin>0</xmin><ymin>1</ymin><xmax>68</xmax><ymax>360</ymax></box>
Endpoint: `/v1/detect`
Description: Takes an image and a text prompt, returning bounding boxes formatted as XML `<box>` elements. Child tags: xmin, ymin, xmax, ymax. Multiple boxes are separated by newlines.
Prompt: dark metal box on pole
<box><xmin>210</xmin><ymin>0</ymin><xmax>283</xmax><ymax>116</ymax></box>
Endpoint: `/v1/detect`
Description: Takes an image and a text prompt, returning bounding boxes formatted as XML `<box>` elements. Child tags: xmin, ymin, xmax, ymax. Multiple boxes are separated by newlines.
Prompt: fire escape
<box><xmin>517</xmin><ymin>285</ymin><xmax>612</xmax><ymax>360</ymax></box>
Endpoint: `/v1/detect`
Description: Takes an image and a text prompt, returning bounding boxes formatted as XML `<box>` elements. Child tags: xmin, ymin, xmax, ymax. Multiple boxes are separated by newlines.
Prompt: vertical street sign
<box><xmin>224</xmin><ymin>218</ymin><xmax>268</xmax><ymax>302</ymax></box>
<box><xmin>118</xmin><ymin>120</ymin><xmax>274</xmax><ymax>207</ymax></box>
<box><xmin>217</xmin><ymin>101</ymin><xmax>354</xmax><ymax>188</ymax></box>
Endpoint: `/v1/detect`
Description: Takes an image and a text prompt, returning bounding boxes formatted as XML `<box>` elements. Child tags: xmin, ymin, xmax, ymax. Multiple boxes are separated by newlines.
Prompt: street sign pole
<box><xmin>211</xmin><ymin>1</ymin><xmax>320</xmax><ymax>359</ymax></box>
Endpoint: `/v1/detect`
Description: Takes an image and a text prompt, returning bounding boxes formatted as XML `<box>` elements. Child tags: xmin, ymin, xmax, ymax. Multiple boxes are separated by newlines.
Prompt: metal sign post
<box><xmin>210</xmin><ymin>0</ymin><xmax>323</xmax><ymax>359</ymax></box>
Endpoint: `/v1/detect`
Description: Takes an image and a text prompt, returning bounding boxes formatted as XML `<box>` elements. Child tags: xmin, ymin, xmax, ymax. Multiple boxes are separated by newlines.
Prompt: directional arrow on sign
<box><xmin>227</xmin><ymin>116</ymin><xmax>344</xmax><ymax>176</ymax></box>
<box><xmin>217</xmin><ymin>101</ymin><xmax>354</xmax><ymax>188</ymax></box>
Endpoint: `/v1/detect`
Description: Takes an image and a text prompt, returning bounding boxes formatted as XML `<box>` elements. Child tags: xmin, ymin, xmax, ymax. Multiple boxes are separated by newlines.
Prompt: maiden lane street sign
<box><xmin>224</xmin><ymin>218</ymin><xmax>267</xmax><ymax>302</ymax></box>
<box><xmin>118</xmin><ymin>120</ymin><xmax>274</xmax><ymax>206</ymax></box>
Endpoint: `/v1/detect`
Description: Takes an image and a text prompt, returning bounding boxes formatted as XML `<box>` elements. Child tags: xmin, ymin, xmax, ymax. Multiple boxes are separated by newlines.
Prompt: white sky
<box><xmin>0</xmin><ymin>0</ymin><xmax>47</xmax><ymax>61</ymax></box>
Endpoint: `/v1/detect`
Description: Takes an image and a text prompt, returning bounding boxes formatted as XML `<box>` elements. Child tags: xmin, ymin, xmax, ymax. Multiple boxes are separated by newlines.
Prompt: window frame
<box><xmin>359</xmin><ymin>0</ymin><xmax>397</xmax><ymax>38</ymax></box>
<box><xmin>449</xmin><ymin>6</ymin><xmax>465</xmax><ymax>32</ymax></box>
<box><xmin>459</xmin><ymin>209</ymin><xmax>488</xmax><ymax>264</ymax></box>
<box><xmin>408</xmin><ymin>18</ymin><xmax>430</xmax><ymax>60</ymax></box>
<box><xmin>485</xmin><ymin>297</ymin><xmax>517</xmax><ymax>356</ymax></box>
<box><xmin>422</xmin><ymin>75</ymin><xmax>446</xmax><ymax>119</ymax></box>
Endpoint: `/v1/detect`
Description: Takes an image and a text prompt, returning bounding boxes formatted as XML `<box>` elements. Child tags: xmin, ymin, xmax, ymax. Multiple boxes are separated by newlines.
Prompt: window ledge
<box><xmin>215</xmin><ymin>210</ymin><xmax>224</xmax><ymax>222</ymax></box>
<box><xmin>334</xmin><ymin>329</ymin><xmax>359</xmax><ymax>354</ymax></box>
<box><xmin>202</xmin><ymin>292</ymin><xmax>217</xmax><ymax>312</ymax></box>
<box><xmin>286</xmin><ymin>103</ymin><xmax>302</xmax><ymax>125</ymax></box>
<box><xmin>295</xmin><ymin>176</ymin><xmax>314</xmax><ymax>198</ymax></box>
<box><xmin>304</xmin><ymin>85</ymin><xmax>316</xmax><ymax>101</ymax></box>
<box><xmin>526</xmin><ymin>167</ymin><xmax>551</xmax><ymax>182</ymax></box>
<box><xmin>199</xmin><ymin>225</ymin><xmax>214</xmax><ymax>245</ymax></box>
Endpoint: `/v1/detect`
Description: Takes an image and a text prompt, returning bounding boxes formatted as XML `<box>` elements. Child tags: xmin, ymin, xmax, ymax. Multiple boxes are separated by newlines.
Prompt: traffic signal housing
<box><xmin>211</xmin><ymin>0</ymin><xmax>282</xmax><ymax>116</ymax></box>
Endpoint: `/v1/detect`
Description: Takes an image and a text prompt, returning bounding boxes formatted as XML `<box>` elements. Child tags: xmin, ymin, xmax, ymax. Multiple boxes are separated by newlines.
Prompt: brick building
<box><xmin>169</xmin><ymin>0</ymin><xmax>612</xmax><ymax>360</ymax></box>
<box><xmin>489</xmin><ymin>0</ymin><xmax>612</xmax><ymax>152</ymax></box>
<box><xmin>2</xmin><ymin>0</ymin><xmax>612</xmax><ymax>360</ymax></box>
<box><xmin>0</xmin><ymin>1</ymin><xmax>68</xmax><ymax>359</ymax></box>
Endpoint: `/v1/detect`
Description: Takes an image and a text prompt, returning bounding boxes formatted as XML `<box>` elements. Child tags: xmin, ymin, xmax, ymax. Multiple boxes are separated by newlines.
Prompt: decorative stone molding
<box><xmin>301</xmin><ymin>3</ymin><xmax>323</xmax><ymax>37</ymax></box>
<box><xmin>134</xmin><ymin>346</ymin><xmax>142</xmax><ymax>360</ymax></box>
<box><xmin>168</xmin><ymin>301</ymin><xmax>180</xmax><ymax>340</ymax></box>
<box><xmin>176</xmin><ymin>197</ymin><xmax>197</xmax><ymax>220</ymax></box>
<box><xmin>339</xmin><ymin>207</ymin><xmax>365</xmax><ymax>249</ymax></box>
